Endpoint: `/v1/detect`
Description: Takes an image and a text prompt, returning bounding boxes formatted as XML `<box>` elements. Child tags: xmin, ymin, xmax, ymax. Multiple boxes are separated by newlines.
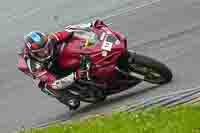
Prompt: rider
<box><xmin>17</xmin><ymin>19</ymin><xmax>106</xmax><ymax>108</ymax></box>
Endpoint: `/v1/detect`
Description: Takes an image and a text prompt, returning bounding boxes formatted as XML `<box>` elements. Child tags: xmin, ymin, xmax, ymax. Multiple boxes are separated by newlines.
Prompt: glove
<box><xmin>91</xmin><ymin>19</ymin><xmax>105</xmax><ymax>28</ymax></box>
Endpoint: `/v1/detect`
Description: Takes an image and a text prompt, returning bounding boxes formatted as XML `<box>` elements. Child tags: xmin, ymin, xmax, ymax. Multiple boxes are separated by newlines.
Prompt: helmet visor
<box><xmin>31</xmin><ymin>47</ymin><xmax>51</xmax><ymax>61</ymax></box>
<box><xmin>32</xmin><ymin>48</ymin><xmax>50</xmax><ymax>58</ymax></box>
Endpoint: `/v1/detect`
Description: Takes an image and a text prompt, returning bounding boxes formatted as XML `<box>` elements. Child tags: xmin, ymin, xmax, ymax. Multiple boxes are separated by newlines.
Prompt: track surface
<box><xmin>1</xmin><ymin>0</ymin><xmax>200</xmax><ymax>132</ymax></box>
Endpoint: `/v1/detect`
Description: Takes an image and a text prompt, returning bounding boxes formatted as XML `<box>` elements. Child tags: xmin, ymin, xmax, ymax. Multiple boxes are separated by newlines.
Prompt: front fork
<box><xmin>117</xmin><ymin>51</ymin><xmax>145</xmax><ymax>80</ymax></box>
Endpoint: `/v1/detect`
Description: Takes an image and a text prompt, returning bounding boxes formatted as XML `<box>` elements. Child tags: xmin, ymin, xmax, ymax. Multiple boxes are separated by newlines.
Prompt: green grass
<box><xmin>19</xmin><ymin>105</ymin><xmax>200</xmax><ymax>133</ymax></box>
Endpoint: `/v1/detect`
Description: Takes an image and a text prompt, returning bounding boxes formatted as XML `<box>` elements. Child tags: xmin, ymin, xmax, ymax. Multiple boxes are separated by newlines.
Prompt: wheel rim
<box><xmin>129</xmin><ymin>64</ymin><xmax>165</xmax><ymax>83</ymax></box>
<box><xmin>145</xmin><ymin>68</ymin><xmax>165</xmax><ymax>83</ymax></box>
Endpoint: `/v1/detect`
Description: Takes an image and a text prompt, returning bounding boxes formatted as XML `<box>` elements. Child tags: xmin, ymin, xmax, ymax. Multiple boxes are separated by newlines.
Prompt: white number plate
<box><xmin>101</xmin><ymin>41</ymin><xmax>113</xmax><ymax>51</ymax></box>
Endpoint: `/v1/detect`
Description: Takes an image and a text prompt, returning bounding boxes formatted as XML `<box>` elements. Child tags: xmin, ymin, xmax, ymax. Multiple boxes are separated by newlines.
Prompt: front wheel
<box><xmin>127</xmin><ymin>51</ymin><xmax>173</xmax><ymax>84</ymax></box>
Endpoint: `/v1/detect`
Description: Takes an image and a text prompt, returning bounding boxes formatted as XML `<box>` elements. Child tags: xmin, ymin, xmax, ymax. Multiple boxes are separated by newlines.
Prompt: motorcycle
<box><xmin>17</xmin><ymin>21</ymin><xmax>173</xmax><ymax>110</ymax></box>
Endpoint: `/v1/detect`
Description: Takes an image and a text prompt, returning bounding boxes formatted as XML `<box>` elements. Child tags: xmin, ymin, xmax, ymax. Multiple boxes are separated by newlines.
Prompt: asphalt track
<box><xmin>1</xmin><ymin>0</ymin><xmax>200</xmax><ymax>132</ymax></box>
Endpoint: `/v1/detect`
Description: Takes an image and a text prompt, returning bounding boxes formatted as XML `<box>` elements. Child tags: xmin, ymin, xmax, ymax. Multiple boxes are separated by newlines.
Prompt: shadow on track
<box><xmin>44</xmin><ymin>83</ymin><xmax>162</xmax><ymax>124</ymax></box>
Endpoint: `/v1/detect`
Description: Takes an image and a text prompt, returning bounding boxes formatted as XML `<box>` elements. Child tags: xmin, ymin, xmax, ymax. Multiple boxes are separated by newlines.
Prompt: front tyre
<box><xmin>128</xmin><ymin>51</ymin><xmax>173</xmax><ymax>84</ymax></box>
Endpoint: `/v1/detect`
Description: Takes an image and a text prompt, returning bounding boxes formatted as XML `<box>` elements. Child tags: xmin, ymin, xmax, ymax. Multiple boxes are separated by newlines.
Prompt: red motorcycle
<box><xmin>17</xmin><ymin>22</ymin><xmax>172</xmax><ymax>110</ymax></box>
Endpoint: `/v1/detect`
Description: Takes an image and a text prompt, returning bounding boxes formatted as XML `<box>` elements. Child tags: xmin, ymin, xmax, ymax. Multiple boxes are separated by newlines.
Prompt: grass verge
<box><xmin>18</xmin><ymin>105</ymin><xmax>200</xmax><ymax>133</ymax></box>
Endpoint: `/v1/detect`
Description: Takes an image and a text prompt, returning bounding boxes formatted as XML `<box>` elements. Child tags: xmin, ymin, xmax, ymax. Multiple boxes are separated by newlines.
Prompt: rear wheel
<box><xmin>128</xmin><ymin>51</ymin><xmax>173</xmax><ymax>84</ymax></box>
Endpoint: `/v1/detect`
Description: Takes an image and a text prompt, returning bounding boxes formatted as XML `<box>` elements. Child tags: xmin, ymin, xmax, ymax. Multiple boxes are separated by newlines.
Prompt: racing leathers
<box><xmin>17</xmin><ymin>20</ymin><xmax>106</xmax><ymax>98</ymax></box>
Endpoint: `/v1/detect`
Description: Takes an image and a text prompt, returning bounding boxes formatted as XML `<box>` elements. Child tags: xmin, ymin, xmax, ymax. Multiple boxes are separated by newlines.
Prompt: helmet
<box><xmin>24</xmin><ymin>31</ymin><xmax>53</xmax><ymax>62</ymax></box>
